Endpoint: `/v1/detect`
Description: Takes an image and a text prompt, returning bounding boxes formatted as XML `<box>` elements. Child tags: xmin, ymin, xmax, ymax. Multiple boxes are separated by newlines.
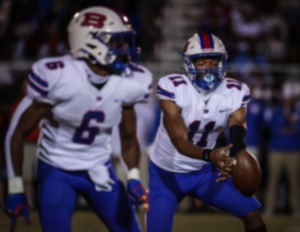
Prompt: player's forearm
<box><xmin>10</xmin><ymin>132</ymin><xmax>25</xmax><ymax>176</ymax></box>
<box><xmin>121</xmin><ymin>137</ymin><xmax>141</xmax><ymax>170</ymax></box>
<box><xmin>229</xmin><ymin>125</ymin><xmax>246</xmax><ymax>157</ymax></box>
<box><xmin>172</xmin><ymin>138</ymin><xmax>208</xmax><ymax>160</ymax></box>
<box><xmin>166</xmin><ymin>122</ymin><xmax>207</xmax><ymax>160</ymax></box>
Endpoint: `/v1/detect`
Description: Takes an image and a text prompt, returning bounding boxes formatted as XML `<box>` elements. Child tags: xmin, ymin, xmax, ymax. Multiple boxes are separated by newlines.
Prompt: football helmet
<box><xmin>67</xmin><ymin>6</ymin><xmax>139</xmax><ymax>73</ymax></box>
<box><xmin>181</xmin><ymin>32</ymin><xmax>228</xmax><ymax>91</ymax></box>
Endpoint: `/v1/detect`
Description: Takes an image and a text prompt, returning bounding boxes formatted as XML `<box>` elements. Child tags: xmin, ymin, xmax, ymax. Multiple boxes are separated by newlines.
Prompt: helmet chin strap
<box><xmin>109</xmin><ymin>60</ymin><xmax>127</xmax><ymax>73</ymax></box>
<box><xmin>109</xmin><ymin>60</ymin><xmax>133</xmax><ymax>77</ymax></box>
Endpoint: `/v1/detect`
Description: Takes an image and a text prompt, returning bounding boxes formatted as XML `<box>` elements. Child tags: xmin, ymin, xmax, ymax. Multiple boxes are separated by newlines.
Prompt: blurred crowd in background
<box><xmin>0</xmin><ymin>0</ymin><xmax>299</xmax><ymax>217</ymax></box>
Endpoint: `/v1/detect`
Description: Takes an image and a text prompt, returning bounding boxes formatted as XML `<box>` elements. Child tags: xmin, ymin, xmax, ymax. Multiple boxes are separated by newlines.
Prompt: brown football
<box><xmin>231</xmin><ymin>150</ymin><xmax>262</xmax><ymax>197</ymax></box>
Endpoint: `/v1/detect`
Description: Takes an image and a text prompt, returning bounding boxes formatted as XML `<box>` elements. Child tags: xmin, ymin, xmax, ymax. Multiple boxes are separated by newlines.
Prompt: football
<box><xmin>231</xmin><ymin>150</ymin><xmax>262</xmax><ymax>197</ymax></box>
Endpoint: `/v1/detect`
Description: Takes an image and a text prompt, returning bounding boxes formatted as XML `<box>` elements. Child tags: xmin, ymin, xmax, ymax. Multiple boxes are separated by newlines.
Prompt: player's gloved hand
<box><xmin>127</xmin><ymin>168</ymin><xmax>148</xmax><ymax>211</ymax></box>
<box><xmin>4</xmin><ymin>177</ymin><xmax>31</xmax><ymax>232</ymax></box>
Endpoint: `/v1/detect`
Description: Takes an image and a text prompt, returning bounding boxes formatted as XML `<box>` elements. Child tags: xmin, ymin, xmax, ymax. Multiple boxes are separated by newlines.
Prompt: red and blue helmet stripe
<box><xmin>198</xmin><ymin>32</ymin><xmax>214</xmax><ymax>49</ymax></box>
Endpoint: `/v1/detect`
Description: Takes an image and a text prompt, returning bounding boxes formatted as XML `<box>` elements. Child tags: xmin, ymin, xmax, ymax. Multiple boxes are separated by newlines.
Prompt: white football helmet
<box><xmin>67</xmin><ymin>6</ymin><xmax>138</xmax><ymax>73</ymax></box>
<box><xmin>181</xmin><ymin>32</ymin><xmax>228</xmax><ymax>91</ymax></box>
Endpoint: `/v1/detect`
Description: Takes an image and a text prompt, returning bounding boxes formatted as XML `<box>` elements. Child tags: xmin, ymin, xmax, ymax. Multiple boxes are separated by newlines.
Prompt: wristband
<box><xmin>8</xmin><ymin>177</ymin><xmax>24</xmax><ymax>194</ymax></box>
<box><xmin>203</xmin><ymin>149</ymin><xmax>212</xmax><ymax>161</ymax></box>
<box><xmin>127</xmin><ymin>168</ymin><xmax>140</xmax><ymax>180</ymax></box>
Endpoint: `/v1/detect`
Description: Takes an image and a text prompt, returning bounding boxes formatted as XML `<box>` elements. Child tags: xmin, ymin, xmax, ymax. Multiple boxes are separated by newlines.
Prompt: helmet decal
<box><xmin>183</xmin><ymin>41</ymin><xmax>190</xmax><ymax>53</ymax></box>
<box><xmin>198</xmin><ymin>32</ymin><xmax>214</xmax><ymax>49</ymax></box>
<box><xmin>80</xmin><ymin>13</ymin><xmax>107</xmax><ymax>28</ymax></box>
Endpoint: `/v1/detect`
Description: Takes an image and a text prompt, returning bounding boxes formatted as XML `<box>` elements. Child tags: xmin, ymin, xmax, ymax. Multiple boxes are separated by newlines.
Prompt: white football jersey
<box><xmin>150</xmin><ymin>74</ymin><xmax>250</xmax><ymax>173</ymax></box>
<box><xmin>6</xmin><ymin>55</ymin><xmax>152</xmax><ymax>175</ymax></box>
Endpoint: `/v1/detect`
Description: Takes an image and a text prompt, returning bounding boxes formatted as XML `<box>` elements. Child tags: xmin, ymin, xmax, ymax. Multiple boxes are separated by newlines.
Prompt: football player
<box><xmin>4</xmin><ymin>6</ymin><xmax>152</xmax><ymax>232</ymax></box>
<box><xmin>147</xmin><ymin>32</ymin><xmax>267</xmax><ymax>232</ymax></box>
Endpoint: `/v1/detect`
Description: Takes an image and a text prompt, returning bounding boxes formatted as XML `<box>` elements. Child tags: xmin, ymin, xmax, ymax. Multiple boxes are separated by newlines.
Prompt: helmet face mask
<box><xmin>181</xmin><ymin>32</ymin><xmax>228</xmax><ymax>92</ymax></box>
<box><xmin>192</xmin><ymin>66</ymin><xmax>225</xmax><ymax>90</ymax></box>
<box><xmin>68</xmin><ymin>7</ymin><xmax>139</xmax><ymax>74</ymax></box>
<box><xmin>108</xmin><ymin>32</ymin><xmax>138</xmax><ymax>63</ymax></box>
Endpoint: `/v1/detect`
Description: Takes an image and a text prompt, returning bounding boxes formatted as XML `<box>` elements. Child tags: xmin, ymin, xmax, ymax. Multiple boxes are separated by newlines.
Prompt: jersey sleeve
<box><xmin>121</xmin><ymin>66</ymin><xmax>153</xmax><ymax>105</ymax></box>
<box><xmin>240</xmin><ymin>82</ymin><xmax>251</xmax><ymax>108</ymax></box>
<box><xmin>230</xmin><ymin>81</ymin><xmax>251</xmax><ymax>113</ymax></box>
<box><xmin>27</xmin><ymin>58</ymin><xmax>62</xmax><ymax>105</ymax></box>
<box><xmin>155</xmin><ymin>76</ymin><xmax>177</xmax><ymax>101</ymax></box>
<box><xmin>129</xmin><ymin>64</ymin><xmax>153</xmax><ymax>93</ymax></box>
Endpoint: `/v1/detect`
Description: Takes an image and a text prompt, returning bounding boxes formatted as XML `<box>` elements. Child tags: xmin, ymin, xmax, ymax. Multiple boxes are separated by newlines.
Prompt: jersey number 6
<box><xmin>73</xmin><ymin>111</ymin><xmax>105</xmax><ymax>145</ymax></box>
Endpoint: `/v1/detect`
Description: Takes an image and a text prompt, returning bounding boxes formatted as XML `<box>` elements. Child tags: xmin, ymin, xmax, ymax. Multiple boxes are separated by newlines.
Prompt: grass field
<box><xmin>0</xmin><ymin>210</ymin><xmax>299</xmax><ymax>232</ymax></box>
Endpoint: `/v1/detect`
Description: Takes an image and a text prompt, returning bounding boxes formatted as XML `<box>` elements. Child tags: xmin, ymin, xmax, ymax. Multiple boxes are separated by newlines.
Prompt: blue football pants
<box><xmin>37</xmin><ymin>160</ymin><xmax>142</xmax><ymax>232</ymax></box>
<box><xmin>147</xmin><ymin>161</ymin><xmax>261</xmax><ymax>232</ymax></box>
